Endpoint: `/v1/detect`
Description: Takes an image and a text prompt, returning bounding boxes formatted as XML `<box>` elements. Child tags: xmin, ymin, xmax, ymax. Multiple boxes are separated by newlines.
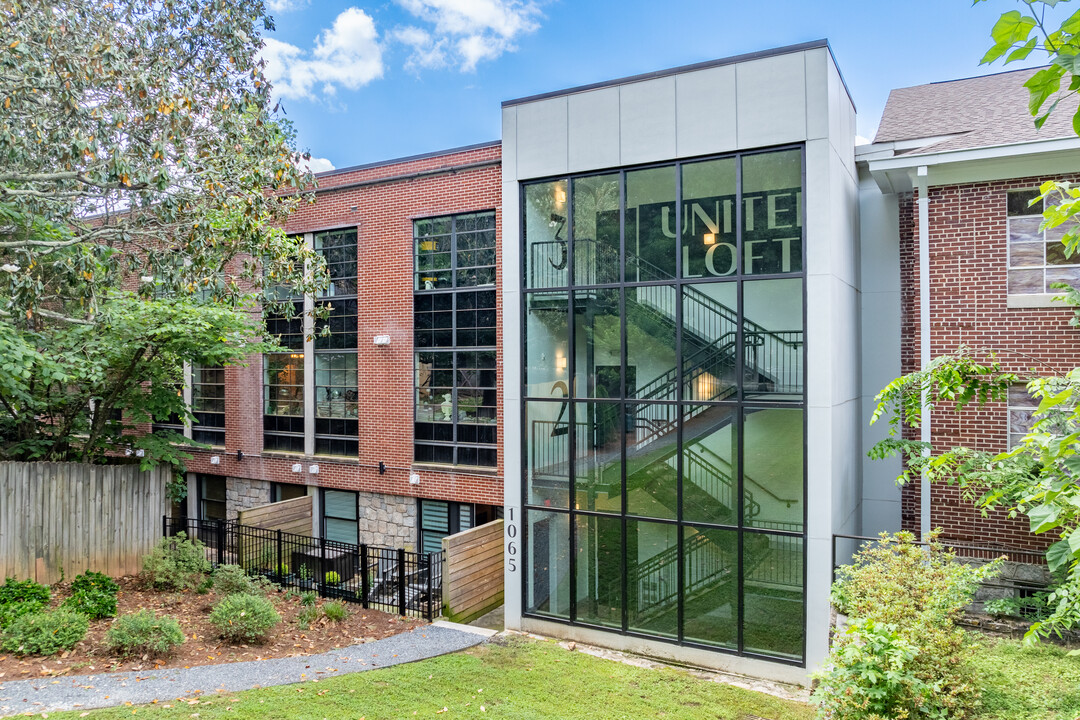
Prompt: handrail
<box><xmin>691</xmin><ymin>444</ymin><xmax>799</xmax><ymax>508</ymax></box>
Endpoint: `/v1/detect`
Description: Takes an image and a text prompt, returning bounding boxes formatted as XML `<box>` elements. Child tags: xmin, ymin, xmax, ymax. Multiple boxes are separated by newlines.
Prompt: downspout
<box><xmin>915</xmin><ymin>166</ymin><xmax>932</xmax><ymax>539</ymax></box>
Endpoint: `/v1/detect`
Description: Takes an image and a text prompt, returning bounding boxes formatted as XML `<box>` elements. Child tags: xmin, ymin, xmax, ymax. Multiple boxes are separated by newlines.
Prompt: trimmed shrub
<box><xmin>213</xmin><ymin>565</ymin><xmax>258</xmax><ymax>596</ymax></box>
<box><xmin>105</xmin><ymin>610</ymin><xmax>184</xmax><ymax>658</ymax></box>
<box><xmin>0</xmin><ymin>577</ymin><xmax>50</xmax><ymax>629</ymax></box>
<box><xmin>1</xmin><ymin>609</ymin><xmax>88</xmax><ymax>656</ymax></box>
<box><xmin>62</xmin><ymin>570</ymin><xmax>119</xmax><ymax>619</ymax></box>
<box><xmin>323</xmin><ymin>600</ymin><xmax>347</xmax><ymax>622</ymax></box>
<box><xmin>815</xmin><ymin>531</ymin><xmax>1001</xmax><ymax>720</ymax></box>
<box><xmin>141</xmin><ymin>532</ymin><xmax>211</xmax><ymax>590</ymax></box>
<box><xmin>209</xmin><ymin>593</ymin><xmax>279</xmax><ymax>643</ymax></box>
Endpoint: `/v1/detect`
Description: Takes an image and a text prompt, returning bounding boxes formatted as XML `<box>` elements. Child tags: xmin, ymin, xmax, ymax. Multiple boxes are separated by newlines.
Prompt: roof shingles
<box><xmin>874</xmin><ymin>67</ymin><xmax>1078</xmax><ymax>155</ymax></box>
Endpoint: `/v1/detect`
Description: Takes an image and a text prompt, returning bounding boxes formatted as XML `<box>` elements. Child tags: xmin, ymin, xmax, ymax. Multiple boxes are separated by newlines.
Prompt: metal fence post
<box><xmin>162</xmin><ymin>515</ymin><xmax>167</xmax><ymax>539</ymax></box>
<box><xmin>397</xmin><ymin>548</ymin><xmax>406</xmax><ymax>616</ymax></box>
<box><xmin>319</xmin><ymin>537</ymin><xmax>327</xmax><ymax>598</ymax></box>
<box><xmin>425</xmin><ymin>552</ymin><xmax>434</xmax><ymax>620</ymax></box>
<box><xmin>276</xmin><ymin>529</ymin><xmax>283</xmax><ymax>581</ymax></box>
<box><xmin>216</xmin><ymin>519</ymin><xmax>225</xmax><ymax>566</ymax></box>
<box><xmin>360</xmin><ymin>544</ymin><xmax>369</xmax><ymax>609</ymax></box>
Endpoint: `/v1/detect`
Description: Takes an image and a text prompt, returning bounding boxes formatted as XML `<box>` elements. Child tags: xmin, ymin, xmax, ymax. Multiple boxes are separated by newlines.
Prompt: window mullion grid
<box><xmin>734</xmin><ymin>154</ymin><xmax>745</xmax><ymax>655</ymax></box>
<box><xmin>674</xmin><ymin>161</ymin><xmax>685</xmax><ymax>643</ymax></box>
<box><xmin>303</xmin><ymin>231</ymin><xmax>315</xmax><ymax>457</ymax></box>
<box><xmin>182</xmin><ymin>362</ymin><xmax>194</xmax><ymax>441</ymax></box>
<box><xmin>566</xmin><ymin>177</ymin><xmax>577</xmax><ymax>624</ymax></box>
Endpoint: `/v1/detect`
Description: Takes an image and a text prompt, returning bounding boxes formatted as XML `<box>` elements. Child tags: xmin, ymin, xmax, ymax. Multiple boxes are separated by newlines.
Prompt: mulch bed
<box><xmin>0</xmin><ymin>577</ymin><xmax>424</xmax><ymax>680</ymax></box>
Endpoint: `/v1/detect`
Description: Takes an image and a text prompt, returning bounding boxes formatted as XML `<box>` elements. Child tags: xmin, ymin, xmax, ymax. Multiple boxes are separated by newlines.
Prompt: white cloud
<box><xmin>267</xmin><ymin>0</ymin><xmax>309</xmax><ymax>13</ymax></box>
<box><xmin>856</xmin><ymin>135</ymin><xmax>872</xmax><ymax>146</ymax></box>
<box><xmin>394</xmin><ymin>0</ymin><xmax>542</xmax><ymax>71</ymax></box>
<box><xmin>298</xmin><ymin>156</ymin><xmax>336</xmax><ymax>173</ymax></box>
<box><xmin>260</xmin><ymin>8</ymin><xmax>384</xmax><ymax>101</ymax></box>
<box><xmin>390</xmin><ymin>26</ymin><xmax>449</xmax><ymax>70</ymax></box>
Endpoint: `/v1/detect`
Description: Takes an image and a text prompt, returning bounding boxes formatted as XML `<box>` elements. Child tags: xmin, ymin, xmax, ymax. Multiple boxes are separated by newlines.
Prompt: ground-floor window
<box><xmin>197</xmin><ymin>474</ymin><xmax>227</xmax><ymax>521</ymax></box>
<box><xmin>322</xmin><ymin>489</ymin><xmax>358</xmax><ymax>545</ymax></box>
<box><xmin>272</xmin><ymin>482</ymin><xmax>308</xmax><ymax>503</ymax></box>
<box><xmin>419</xmin><ymin>500</ymin><xmax>503</xmax><ymax>554</ymax></box>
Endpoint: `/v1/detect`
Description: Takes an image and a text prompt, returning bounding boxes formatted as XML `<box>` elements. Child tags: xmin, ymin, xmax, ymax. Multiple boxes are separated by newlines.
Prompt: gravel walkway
<box><xmin>0</xmin><ymin>621</ymin><xmax>493</xmax><ymax>717</ymax></box>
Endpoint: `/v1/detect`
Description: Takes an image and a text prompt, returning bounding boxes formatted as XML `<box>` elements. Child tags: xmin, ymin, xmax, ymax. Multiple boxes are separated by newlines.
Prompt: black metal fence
<box><xmin>164</xmin><ymin>517</ymin><xmax>443</xmax><ymax>620</ymax></box>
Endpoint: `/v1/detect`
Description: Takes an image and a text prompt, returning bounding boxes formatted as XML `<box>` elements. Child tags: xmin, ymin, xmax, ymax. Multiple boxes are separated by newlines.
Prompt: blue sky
<box><xmin>261</xmin><ymin>0</ymin><xmax>1053</xmax><ymax>172</ymax></box>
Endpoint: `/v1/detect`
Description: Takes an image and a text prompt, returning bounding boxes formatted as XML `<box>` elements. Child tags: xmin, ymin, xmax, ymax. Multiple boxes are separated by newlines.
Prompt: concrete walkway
<box><xmin>0</xmin><ymin>621</ymin><xmax>495</xmax><ymax>718</ymax></box>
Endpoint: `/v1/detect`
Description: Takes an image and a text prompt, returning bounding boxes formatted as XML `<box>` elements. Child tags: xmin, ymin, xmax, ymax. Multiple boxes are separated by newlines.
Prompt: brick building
<box><xmin>176</xmin><ymin>141</ymin><xmax>505</xmax><ymax>555</ymax></box>
<box><xmin>157</xmin><ymin>44</ymin><xmax>1079</xmax><ymax>682</ymax></box>
<box><xmin>858</xmin><ymin>67</ymin><xmax>1080</xmax><ymax>553</ymax></box>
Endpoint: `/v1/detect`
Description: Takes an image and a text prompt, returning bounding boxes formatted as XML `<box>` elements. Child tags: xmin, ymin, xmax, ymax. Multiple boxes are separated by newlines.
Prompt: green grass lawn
<box><xmin>48</xmin><ymin>635</ymin><xmax>814</xmax><ymax>720</ymax></box>
<box><xmin>45</xmin><ymin>632</ymin><xmax>1080</xmax><ymax>720</ymax></box>
<box><xmin>971</xmin><ymin>635</ymin><xmax>1080</xmax><ymax>719</ymax></box>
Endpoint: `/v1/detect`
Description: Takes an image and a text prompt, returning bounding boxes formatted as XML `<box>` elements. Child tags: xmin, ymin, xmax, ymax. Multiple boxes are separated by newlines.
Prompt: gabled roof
<box><xmin>874</xmin><ymin>66</ymin><xmax>1078</xmax><ymax>155</ymax></box>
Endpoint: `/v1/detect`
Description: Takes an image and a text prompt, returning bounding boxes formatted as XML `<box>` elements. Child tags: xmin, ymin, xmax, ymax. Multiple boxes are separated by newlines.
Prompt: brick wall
<box><xmin>898</xmin><ymin>175</ymin><xmax>1079</xmax><ymax>550</ymax></box>
<box><xmin>185</xmin><ymin>142</ymin><xmax>505</xmax><ymax>527</ymax></box>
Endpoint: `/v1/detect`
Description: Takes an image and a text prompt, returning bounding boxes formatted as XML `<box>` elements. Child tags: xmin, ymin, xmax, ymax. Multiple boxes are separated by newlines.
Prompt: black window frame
<box><xmin>518</xmin><ymin>146</ymin><xmax>809</xmax><ymax>666</ymax></box>
<box><xmin>413</xmin><ymin>211</ymin><xmax>498</xmax><ymax>468</ymax></box>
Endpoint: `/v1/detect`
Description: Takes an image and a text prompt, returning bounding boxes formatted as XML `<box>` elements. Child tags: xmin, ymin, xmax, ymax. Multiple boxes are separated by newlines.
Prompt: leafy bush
<box><xmin>0</xmin><ymin>577</ymin><xmax>50</xmax><ymax>629</ymax></box>
<box><xmin>213</xmin><ymin>565</ymin><xmax>258</xmax><ymax>596</ymax></box>
<box><xmin>324</xmin><ymin>570</ymin><xmax>341</xmax><ymax>585</ymax></box>
<box><xmin>209</xmin><ymin>593</ymin><xmax>279</xmax><ymax>643</ymax></box>
<box><xmin>1</xmin><ymin>609</ymin><xmax>88</xmax><ymax>656</ymax></box>
<box><xmin>62</xmin><ymin>570</ymin><xmax>119</xmax><ymax>619</ymax></box>
<box><xmin>812</xmin><ymin>619</ymin><xmax>935</xmax><ymax>720</ymax></box>
<box><xmin>299</xmin><ymin>590</ymin><xmax>317</xmax><ymax>606</ymax></box>
<box><xmin>105</xmin><ymin>610</ymin><xmax>184</xmax><ymax>658</ymax></box>
<box><xmin>816</xmin><ymin>531</ymin><xmax>1001</xmax><ymax>720</ymax></box>
<box><xmin>323</xmin><ymin>600</ymin><xmax>347</xmax><ymax>622</ymax></box>
<box><xmin>141</xmin><ymin>532</ymin><xmax>211</xmax><ymax>590</ymax></box>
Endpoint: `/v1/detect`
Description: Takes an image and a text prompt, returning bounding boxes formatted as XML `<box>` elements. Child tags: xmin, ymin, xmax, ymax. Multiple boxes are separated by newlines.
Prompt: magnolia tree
<box><xmin>0</xmin><ymin>0</ymin><xmax>326</xmax><ymax>469</ymax></box>
<box><xmin>872</xmin><ymin>0</ymin><xmax>1080</xmax><ymax>642</ymax></box>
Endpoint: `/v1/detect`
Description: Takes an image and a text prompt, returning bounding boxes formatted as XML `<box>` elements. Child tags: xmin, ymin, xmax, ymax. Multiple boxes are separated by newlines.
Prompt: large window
<box><xmin>152</xmin><ymin>366</ymin><xmax>225</xmax><ymax>447</ymax></box>
<box><xmin>191</xmin><ymin>365</ymin><xmax>225</xmax><ymax>446</ymax></box>
<box><xmin>414</xmin><ymin>212</ymin><xmax>498</xmax><ymax>467</ymax></box>
<box><xmin>1007</xmin><ymin>188</ymin><xmax>1080</xmax><ymax>296</ymax></box>
<box><xmin>264</xmin><ymin>229</ymin><xmax>358</xmax><ymax>457</ymax></box>
<box><xmin>522</xmin><ymin>148</ymin><xmax>806</xmax><ymax>664</ymax></box>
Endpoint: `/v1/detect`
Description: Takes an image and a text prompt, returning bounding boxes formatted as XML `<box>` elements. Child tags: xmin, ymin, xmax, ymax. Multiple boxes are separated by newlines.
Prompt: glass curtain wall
<box><xmin>522</xmin><ymin>147</ymin><xmax>806</xmax><ymax>663</ymax></box>
<box><xmin>414</xmin><ymin>212</ymin><xmax>498</xmax><ymax>467</ymax></box>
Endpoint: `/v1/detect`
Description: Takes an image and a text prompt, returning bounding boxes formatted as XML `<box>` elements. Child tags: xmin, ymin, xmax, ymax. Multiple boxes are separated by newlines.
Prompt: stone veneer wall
<box><xmin>357</xmin><ymin>491</ymin><xmax>417</xmax><ymax>550</ymax></box>
<box><xmin>225</xmin><ymin>477</ymin><xmax>271</xmax><ymax>520</ymax></box>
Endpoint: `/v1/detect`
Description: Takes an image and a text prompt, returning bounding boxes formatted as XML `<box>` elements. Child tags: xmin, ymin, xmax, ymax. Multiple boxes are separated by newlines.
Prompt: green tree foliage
<box><xmin>0</xmin><ymin>0</ymin><xmax>328</xmax><ymax>466</ymax></box>
<box><xmin>978</xmin><ymin>0</ymin><xmax>1080</xmax><ymax>301</ymax></box>
<box><xmin>868</xmin><ymin>0</ymin><xmax>1080</xmax><ymax>644</ymax></box>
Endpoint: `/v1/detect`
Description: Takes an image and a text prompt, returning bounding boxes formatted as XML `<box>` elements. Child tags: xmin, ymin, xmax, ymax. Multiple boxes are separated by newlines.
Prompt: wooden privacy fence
<box><xmin>442</xmin><ymin>519</ymin><xmax>504</xmax><ymax>623</ymax></box>
<box><xmin>237</xmin><ymin>495</ymin><xmax>313</xmax><ymax>535</ymax></box>
<box><xmin>0</xmin><ymin>462</ymin><xmax>170</xmax><ymax>584</ymax></box>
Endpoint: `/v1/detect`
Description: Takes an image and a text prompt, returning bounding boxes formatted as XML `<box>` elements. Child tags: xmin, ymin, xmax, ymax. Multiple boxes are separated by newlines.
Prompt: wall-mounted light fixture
<box><xmin>291</xmin><ymin>463</ymin><xmax>302</xmax><ymax>473</ymax></box>
<box><xmin>237</xmin><ymin>450</ymin><xmax>244</xmax><ymax>461</ymax></box>
<box><xmin>209</xmin><ymin>456</ymin><xmax>221</xmax><ymax>465</ymax></box>
<box><xmin>703</xmin><ymin>233</ymin><xmax>717</xmax><ymax>246</ymax></box>
<box><xmin>308</xmin><ymin>464</ymin><xmax>319</xmax><ymax>475</ymax></box>
<box><xmin>373</xmin><ymin>335</ymin><xmax>391</xmax><ymax>346</ymax></box>
<box><xmin>555</xmin><ymin>355</ymin><xmax>567</xmax><ymax>370</ymax></box>
<box><xmin>409</xmin><ymin>472</ymin><xmax>421</xmax><ymax>485</ymax></box>
<box><xmin>555</xmin><ymin>188</ymin><xmax>567</xmax><ymax>206</ymax></box>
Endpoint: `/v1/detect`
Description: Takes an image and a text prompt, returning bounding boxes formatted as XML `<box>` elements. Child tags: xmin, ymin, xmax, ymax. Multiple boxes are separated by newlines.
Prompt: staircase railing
<box><xmin>631</xmin><ymin>531</ymin><xmax>733</xmax><ymax>619</ymax></box>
